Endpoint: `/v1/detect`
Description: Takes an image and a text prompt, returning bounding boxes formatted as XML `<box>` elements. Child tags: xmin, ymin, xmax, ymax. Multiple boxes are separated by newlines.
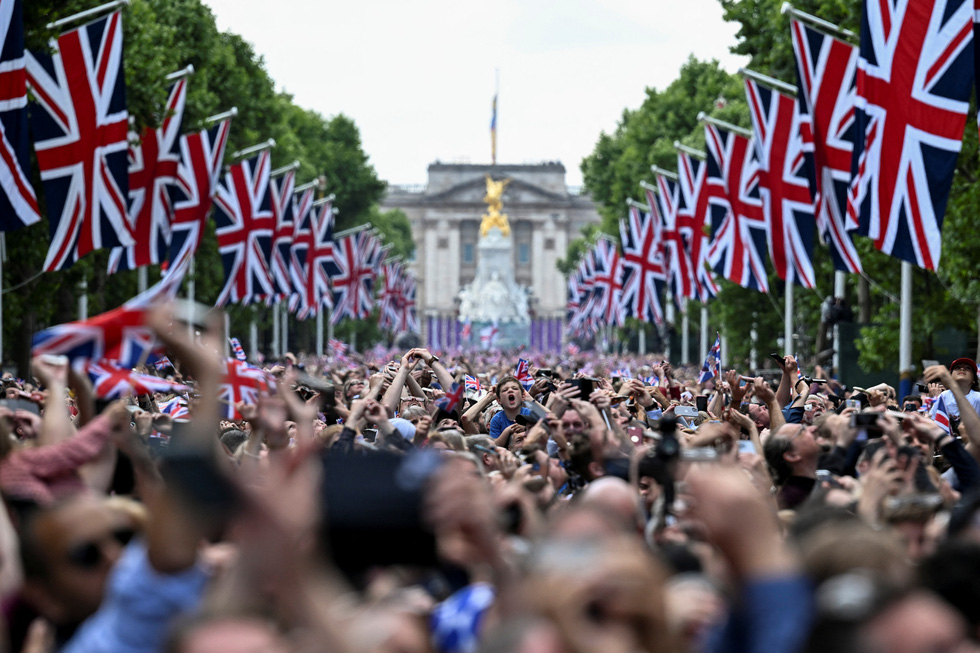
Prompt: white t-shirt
<box><xmin>930</xmin><ymin>388</ymin><xmax>980</xmax><ymax>421</ymax></box>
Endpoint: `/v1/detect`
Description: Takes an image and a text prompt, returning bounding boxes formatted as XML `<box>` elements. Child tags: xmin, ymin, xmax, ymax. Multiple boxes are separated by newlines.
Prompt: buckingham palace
<box><xmin>381</xmin><ymin>162</ymin><xmax>602</xmax><ymax>351</ymax></box>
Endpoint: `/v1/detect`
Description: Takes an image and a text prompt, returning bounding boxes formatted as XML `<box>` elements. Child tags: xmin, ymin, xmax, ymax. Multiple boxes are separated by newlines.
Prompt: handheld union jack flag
<box><xmin>87</xmin><ymin>360</ymin><xmax>189</xmax><ymax>399</ymax></box>
<box><xmin>0</xmin><ymin>0</ymin><xmax>40</xmax><ymax>231</ymax></box>
<box><xmin>515</xmin><ymin>358</ymin><xmax>534</xmax><ymax>390</ymax></box>
<box><xmin>214</xmin><ymin>150</ymin><xmax>275</xmax><ymax>305</ymax></box>
<box><xmin>167</xmin><ymin>118</ymin><xmax>232</xmax><ymax>270</ymax></box>
<box><xmin>589</xmin><ymin>238</ymin><xmax>625</xmax><ymax>327</ymax></box>
<box><xmin>219</xmin><ymin>358</ymin><xmax>273</xmax><ymax>420</ymax></box>
<box><xmin>676</xmin><ymin>151</ymin><xmax>719</xmax><ymax>302</ymax></box>
<box><xmin>790</xmin><ymin>18</ymin><xmax>864</xmax><ymax>274</ymax></box>
<box><xmin>436</xmin><ymin>382</ymin><xmax>465</xmax><ymax>414</ymax></box>
<box><xmin>847</xmin><ymin>0</ymin><xmax>975</xmax><ymax>270</ymax></box>
<box><xmin>619</xmin><ymin>204</ymin><xmax>666</xmax><ymax>324</ymax></box>
<box><xmin>27</xmin><ymin>10</ymin><xmax>133</xmax><ymax>271</ymax></box>
<box><xmin>328</xmin><ymin>338</ymin><xmax>347</xmax><ymax>357</ymax></box>
<box><xmin>744</xmin><ymin>78</ymin><xmax>817</xmax><ymax>288</ymax></box>
<box><xmin>933</xmin><ymin>394</ymin><xmax>951</xmax><ymax>432</ymax></box>
<box><xmin>648</xmin><ymin>177</ymin><xmax>694</xmax><ymax>307</ymax></box>
<box><xmin>704</xmin><ymin>123</ymin><xmax>770</xmax><ymax>293</ymax></box>
<box><xmin>464</xmin><ymin>374</ymin><xmax>481</xmax><ymax>393</ymax></box>
<box><xmin>229</xmin><ymin>337</ymin><xmax>247</xmax><ymax>361</ymax></box>
<box><xmin>269</xmin><ymin>168</ymin><xmax>296</xmax><ymax>301</ymax></box>
<box><xmin>107</xmin><ymin>77</ymin><xmax>188</xmax><ymax>274</ymax></box>
<box><xmin>153</xmin><ymin>356</ymin><xmax>172</xmax><ymax>371</ymax></box>
<box><xmin>697</xmin><ymin>333</ymin><xmax>722</xmax><ymax>385</ymax></box>
<box><xmin>158</xmin><ymin>396</ymin><xmax>189</xmax><ymax>419</ymax></box>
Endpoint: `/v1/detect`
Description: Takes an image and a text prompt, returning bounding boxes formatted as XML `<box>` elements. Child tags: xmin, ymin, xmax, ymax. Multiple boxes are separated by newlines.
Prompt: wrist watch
<box><xmin>428</xmin><ymin>355</ymin><xmax>440</xmax><ymax>365</ymax></box>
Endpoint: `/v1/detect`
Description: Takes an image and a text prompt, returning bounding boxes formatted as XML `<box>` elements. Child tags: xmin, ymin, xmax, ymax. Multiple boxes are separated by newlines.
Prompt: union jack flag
<box><xmin>286</xmin><ymin>188</ymin><xmax>316</xmax><ymax>316</ymax></box>
<box><xmin>436</xmin><ymin>382</ymin><xmax>465</xmax><ymax>414</ymax></box>
<box><xmin>26</xmin><ymin>10</ymin><xmax>133</xmax><ymax>271</ymax></box>
<box><xmin>302</xmin><ymin>200</ymin><xmax>338</xmax><ymax>318</ymax></box>
<box><xmin>378</xmin><ymin>261</ymin><xmax>404</xmax><ymax>330</ymax></box>
<box><xmin>0</xmin><ymin>0</ymin><xmax>40</xmax><ymax>231</ymax></box>
<box><xmin>698</xmin><ymin>333</ymin><xmax>722</xmax><ymax>385</ymax></box>
<box><xmin>153</xmin><ymin>356</ymin><xmax>172</xmax><ymax>371</ymax></box>
<box><xmin>744</xmin><ymin>78</ymin><xmax>818</xmax><ymax>288</ymax></box>
<box><xmin>589</xmin><ymin>238</ymin><xmax>625</xmax><ymax>327</ymax></box>
<box><xmin>933</xmin><ymin>394</ymin><xmax>951</xmax><ymax>432</ymax></box>
<box><xmin>790</xmin><ymin>18</ymin><xmax>864</xmax><ymax>274</ymax></box>
<box><xmin>330</xmin><ymin>229</ymin><xmax>380</xmax><ymax>324</ymax></box>
<box><xmin>847</xmin><ymin>0</ymin><xmax>974</xmax><ymax>270</ymax></box>
<box><xmin>158</xmin><ymin>396</ymin><xmax>189</xmax><ymax>419</ymax></box>
<box><xmin>648</xmin><ymin>177</ymin><xmax>693</xmax><ymax>306</ymax></box>
<box><xmin>619</xmin><ymin>204</ymin><xmax>666</xmax><ymax>324</ymax></box>
<box><xmin>396</xmin><ymin>273</ymin><xmax>419</xmax><ymax>333</ymax></box>
<box><xmin>87</xmin><ymin>360</ymin><xmax>189</xmax><ymax>399</ymax></box>
<box><xmin>704</xmin><ymin>123</ymin><xmax>770</xmax><ymax>292</ymax></box>
<box><xmin>229</xmin><ymin>336</ymin><xmax>247</xmax><ymax>361</ymax></box>
<box><xmin>464</xmin><ymin>374</ymin><xmax>481</xmax><ymax>393</ymax></box>
<box><xmin>219</xmin><ymin>357</ymin><xmax>273</xmax><ymax>420</ymax></box>
<box><xmin>214</xmin><ymin>150</ymin><xmax>275</xmax><ymax>305</ymax></box>
<box><xmin>675</xmin><ymin>151</ymin><xmax>719</xmax><ymax>301</ymax></box>
<box><xmin>269</xmin><ymin>168</ymin><xmax>296</xmax><ymax>301</ymax></box>
<box><xmin>33</xmin><ymin>307</ymin><xmax>157</xmax><ymax>369</ymax></box>
<box><xmin>328</xmin><ymin>338</ymin><xmax>347</xmax><ymax>356</ymax></box>
<box><xmin>515</xmin><ymin>358</ymin><xmax>534</xmax><ymax>390</ymax></box>
<box><xmin>107</xmin><ymin>77</ymin><xmax>187</xmax><ymax>274</ymax></box>
<box><xmin>167</xmin><ymin>118</ymin><xmax>232</xmax><ymax>269</ymax></box>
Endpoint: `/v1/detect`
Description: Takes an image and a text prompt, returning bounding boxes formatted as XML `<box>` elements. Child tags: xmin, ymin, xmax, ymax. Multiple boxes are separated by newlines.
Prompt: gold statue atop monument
<box><xmin>480</xmin><ymin>175</ymin><xmax>511</xmax><ymax>237</ymax></box>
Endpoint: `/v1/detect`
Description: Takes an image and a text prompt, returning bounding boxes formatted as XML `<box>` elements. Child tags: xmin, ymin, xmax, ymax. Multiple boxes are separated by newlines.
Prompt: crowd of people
<box><xmin>1</xmin><ymin>303</ymin><xmax>979</xmax><ymax>652</ymax></box>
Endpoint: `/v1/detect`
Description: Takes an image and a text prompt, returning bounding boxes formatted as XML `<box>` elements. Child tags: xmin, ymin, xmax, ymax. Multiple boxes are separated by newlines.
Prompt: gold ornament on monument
<box><xmin>480</xmin><ymin>175</ymin><xmax>512</xmax><ymax>237</ymax></box>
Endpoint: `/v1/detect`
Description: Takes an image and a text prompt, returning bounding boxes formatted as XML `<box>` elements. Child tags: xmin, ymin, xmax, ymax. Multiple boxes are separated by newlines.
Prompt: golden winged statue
<box><xmin>480</xmin><ymin>175</ymin><xmax>512</xmax><ymax>237</ymax></box>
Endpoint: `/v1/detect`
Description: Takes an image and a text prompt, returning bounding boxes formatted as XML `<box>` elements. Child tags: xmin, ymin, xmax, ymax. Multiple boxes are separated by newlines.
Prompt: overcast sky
<box><xmin>203</xmin><ymin>0</ymin><xmax>748</xmax><ymax>188</ymax></box>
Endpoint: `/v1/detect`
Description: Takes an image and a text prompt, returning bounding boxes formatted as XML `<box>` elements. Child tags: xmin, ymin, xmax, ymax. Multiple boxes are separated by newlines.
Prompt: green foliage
<box><xmin>367</xmin><ymin>208</ymin><xmax>415</xmax><ymax>261</ymax></box>
<box><xmin>5</xmin><ymin>0</ymin><xmax>395</xmax><ymax>370</ymax></box>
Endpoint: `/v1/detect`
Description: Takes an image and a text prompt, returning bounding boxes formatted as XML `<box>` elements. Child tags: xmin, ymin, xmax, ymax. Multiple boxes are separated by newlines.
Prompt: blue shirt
<box><xmin>488</xmin><ymin>407</ymin><xmax>532</xmax><ymax>441</ymax></box>
<box><xmin>62</xmin><ymin>540</ymin><xmax>209</xmax><ymax>653</ymax></box>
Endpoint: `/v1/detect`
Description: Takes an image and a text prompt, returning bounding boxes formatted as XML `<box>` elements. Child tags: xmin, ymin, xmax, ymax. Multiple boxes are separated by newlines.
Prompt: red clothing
<box><xmin>0</xmin><ymin>414</ymin><xmax>114</xmax><ymax>505</ymax></box>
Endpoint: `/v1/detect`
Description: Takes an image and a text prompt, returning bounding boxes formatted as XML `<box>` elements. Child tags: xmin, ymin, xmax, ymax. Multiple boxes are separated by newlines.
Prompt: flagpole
<box><xmin>187</xmin><ymin>258</ymin><xmax>195</xmax><ymax>338</ymax></box>
<box><xmin>316</xmin><ymin>311</ymin><xmax>324</xmax><ymax>358</ymax></box>
<box><xmin>638</xmin><ymin>325</ymin><xmax>646</xmax><ymax>355</ymax></box>
<box><xmin>720</xmin><ymin>333</ymin><xmax>729</xmax><ymax>368</ymax></box>
<box><xmin>78</xmin><ymin>278</ymin><xmax>88</xmax><ymax>320</ymax></box>
<box><xmin>272</xmin><ymin>302</ymin><xmax>280</xmax><ymax>358</ymax></box>
<box><xmin>785</xmin><ymin>278</ymin><xmax>794</xmax><ymax>355</ymax></box>
<box><xmin>249</xmin><ymin>316</ymin><xmax>258</xmax><ymax>362</ymax></box>
<box><xmin>271</xmin><ymin>161</ymin><xmax>300</xmax><ymax>178</ymax></box>
<box><xmin>627</xmin><ymin>198</ymin><xmax>652</xmax><ymax>212</ymax></box>
<box><xmin>0</xmin><ymin>234</ymin><xmax>4</xmax><ymax>366</ymax></box>
<box><xmin>674</xmin><ymin>141</ymin><xmax>706</xmax><ymax>160</ymax></box>
<box><xmin>232</xmin><ymin>139</ymin><xmax>276</xmax><ymax>161</ymax></box>
<box><xmin>738</xmin><ymin>68</ymin><xmax>798</xmax><ymax>96</ymax></box>
<box><xmin>899</xmin><ymin>262</ymin><xmax>913</xmax><ymax>398</ymax></box>
<box><xmin>281</xmin><ymin>306</ymin><xmax>288</xmax><ymax>357</ymax></box>
<box><xmin>681</xmin><ymin>312</ymin><xmax>690</xmax><ymax>364</ymax></box>
<box><xmin>47</xmin><ymin>0</ymin><xmax>130</xmax><ymax>30</ymax></box>
<box><xmin>697</xmin><ymin>112</ymin><xmax>753</xmax><ymax>138</ymax></box>
<box><xmin>750</xmin><ymin>319</ymin><xmax>759</xmax><ymax>371</ymax></box>
<box><xmin>137</xmin><ymin>267</ymin><xmax>147</xmax><ymax>294</ymax></box>
<box><xmin>205</xmin><ymin>108</ymin><xmax>238</xmax><ymax>124</ymax></box>
<box><xmin>833</xmin><ymin>271</ymin><xmax>845</xmax><ymax>377</ymax></box>
<box><xmin>294</xmin><ymin>179</ymin><xmax>319</xmax><ymax>193</ymax></box>
<box><xmin>780</xmin><ymin>2</ymin><xmax>858</xmax><ymax>43</ymax></box>
<box><xmin>665</xmin><ymin>291</ymin><xmax>674</xmax><ymax>361</ymax></box>
<box><xmin>650</xmin><ymin>165</ymin><xmax>679</xmax><ymax>180</ymax></box>
<box><xmin>700</xmin><ymin>306</ymin><xmax>709</xmax><ymax>361</ymax></box>
<box><xmin>223</xmin><ymin>313</ymin><xmax>231</xmax><ymax>358</ymax></box>
<box><xmin>165</xmin><ymin>65</ymin><xmax>195</xmax><ymax>82</ymax></box>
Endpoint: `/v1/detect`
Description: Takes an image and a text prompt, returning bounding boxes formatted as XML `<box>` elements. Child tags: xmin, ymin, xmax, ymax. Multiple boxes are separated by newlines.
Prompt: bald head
<box><xmin>580</xmin><ymin>477</ymin><xmax>641</xmax><ymax>532</ymax></box>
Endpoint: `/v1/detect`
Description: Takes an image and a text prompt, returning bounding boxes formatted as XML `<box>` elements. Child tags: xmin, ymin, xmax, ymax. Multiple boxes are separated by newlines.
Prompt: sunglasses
<box><xmin>66</xmin><ymin>528</ymin><xmax>136</xmax><ymax>569</ymax></box>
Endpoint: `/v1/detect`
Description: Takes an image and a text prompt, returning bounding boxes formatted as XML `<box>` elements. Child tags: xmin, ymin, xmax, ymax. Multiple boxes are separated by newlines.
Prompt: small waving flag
<box><xmin>436</xmin><ymin>382</ymin><xmax>465</xmax><ymax>414</ymax></box>
<box><xmin>933</xmin><ymin>395</ymin><xmax>951</xmax><ymax>433</ymax></box>
<box><xmin>87</xmin><ymin>361</ymin><xmax>189</xmax><ymax>399</ymax></box>
<box><xmin>464</xmin><ymin>375</ymin><xmax>481</xmax><ymax>393</ymax></box>
<box><xmin>515</xmin><ymin>358</ymin><xmax>534</xmax><ymax>390</ymax></box>
<box><xmin>698</xmin><ymin>333</ymin><xmax>722</xmax><ymax>385</ymax></box>
<box><xmin>229</xmin><ymin>337</ymin><xmax>247</xmax><ymax>361</ymax></box>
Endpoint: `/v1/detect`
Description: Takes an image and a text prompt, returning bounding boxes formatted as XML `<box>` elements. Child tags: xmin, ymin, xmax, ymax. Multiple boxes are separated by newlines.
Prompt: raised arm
<box><xmin>925</xmin><ymin>364</ymin><xmax>980</xmax><ymax>460</ymax></box>
<box><xmin>31</xmin><ymin>355</ymin><xmax>75</xmax><ymax>446</ymax></box>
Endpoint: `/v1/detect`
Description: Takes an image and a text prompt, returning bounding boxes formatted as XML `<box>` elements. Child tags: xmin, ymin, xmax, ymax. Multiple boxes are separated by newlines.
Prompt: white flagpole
<box><xmin>281</xmin><ymin>306</ymin><xmax>289</xmax><ymax>357</ymax></box>
<box><xmin>780</xmin><ymin>2</ymin><xmax>858</xmax><ymax>42</ymax></box>
<box><xmin>700</xmin><ymin>306</ymin><xmax>709</xmax><ymax>361</ymax></box>
<box><xmin>316</xmin><ymin>311</ymin><xmax>324</xmax><ymax>358</ymax></box>
<box><xmin>137</xmin><ymin>267</ymin><xmax>147</xmax><ymax>294</ymax></box>
<box><xmin>272</xmin><ymin>302</ymin><xmax>280</xmax><ymax>358</ymax></box>
<box><xmin>47</xmin><ymin>0</ymin><xmax>129</xmax><ymax>30</ymax></box>
<box><xmin>697</xmin><ymin>112</ymin><xmax>753</xmax><ymax>138</ymax></box>
<box><xmin>223</xmin><ymin>312</ymin><xmax>231</xmax><ymax>358</ymax></box>
<box><xmin>681</xmin><ymin>312</ymin><xmax>690</xmax><ymax>365</ymax></box>
<box><xmin>900</xmin><ymin>262</ymin><xmax>913</xmax><ymax>385</ymax></box>
<box><xmin>665</xmin><ymin>291</ymin><xmax>674</xmax><ymax>361</ymax></box>
<box><xmin>785</xmin><ymin>278</ymin><xmax>795</xmax><ymax>355</ymax></box>
<box><xmin>638</xmin><ymin>326</ymin><xmax>646</xmax><ymax>355</ymax></box>
<box><xmin>78</xmin><ymin>278</ymin><xmax>88</xmax><ymax>320</ymax></box>
<box><xmin>738</xmin><ymin>68</ymin><xmax>798</xmax><ymax>96</ymax></box>
<box><xmin>833</xmin><ymin>271</ymin><xmax>846</xmax><ymax>376</ymax></box>
<box><xmin>249</xmin><ymin>317</ymin><xmax>258</xmax><ymax>361</ymax></box>
<box><xmin>751</xmin><ymin>321</ymin><xmax>759</xmax><ymax>371</ymax></box>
